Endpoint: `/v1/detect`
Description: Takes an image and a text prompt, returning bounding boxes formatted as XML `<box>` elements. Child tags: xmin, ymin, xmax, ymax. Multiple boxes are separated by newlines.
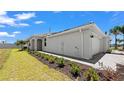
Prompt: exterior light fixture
<box><xmin>90</xmin><ymin>35</ymin><xmax>94</xmax><ymax>38</ymax></box>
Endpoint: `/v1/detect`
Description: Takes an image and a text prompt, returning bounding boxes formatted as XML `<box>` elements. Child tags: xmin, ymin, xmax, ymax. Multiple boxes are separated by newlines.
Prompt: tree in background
<box><xmin>15</xmin><ymin>40</ymin><xmax>26</xmax><ymax>50</ymax></box>
<box><xmin>117</xmin><ymin>39</ymin><xmax>123</xmax><ymax>47</ymax></box>
<box><xmin>120</xmin><ymin>25</ymin><xmax>124</xmax><ymax>50</ymax></box>
<box><xmin>110</xmin><ymin>26</ymin><xmax>121</xmax><ymax>49</ymax></box>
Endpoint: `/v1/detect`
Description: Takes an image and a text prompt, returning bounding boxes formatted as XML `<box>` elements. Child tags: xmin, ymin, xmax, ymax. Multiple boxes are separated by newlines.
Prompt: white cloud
<box><xmin>0</xmin><ymin>12</ymin><xmax>35</xmax><ymax>27</ymax></box>
<box><xmin>0</xmin><ymin>32</ymin><xmax>15</xmax><ymax>37</ymax></box>
<box><xmin>0</xmin><ymin>16</ymin><xmax>29</xmax><ymax>27</ymax></box>
<box><xmin>34</xmin><ymin>21</ymin><xmax>44</xmax><ymax>24</ymax></box>
<box><xmin>0</xmin><ymin>24</ymin><xmax>5</xmax><ymax>28</ymax></box>
<box><xmin>0</xmin><ymin>16</ymin><xmax>16</xmax><ymax>26</ymax></box>
<box><xmin>0</xmin><ymin>31</ymin><xmax>21</xmax><ymax>38</ymax></box>
<box><xmin>17</xmin><ymin>23</ymin><xmax>30</xmax><ymax>27</ymax></box>
<box><xmin>53</xmin><ymin>11</ymin><xmax>61</xmax><ymax>13</ymax></box>
<box><xmin>0</xmin><ymin>11</ymin><xmax>7</xmax><ymax>15</ymax></box>
<box><xmin>15</xmin><ymin>12</ymin><xmax>36</xmax><ymax>20</ymax></box>
<box><xmin>13</xmin><ymin>31</ymin><xmax>21</xmax><ymax>34</ymax></box>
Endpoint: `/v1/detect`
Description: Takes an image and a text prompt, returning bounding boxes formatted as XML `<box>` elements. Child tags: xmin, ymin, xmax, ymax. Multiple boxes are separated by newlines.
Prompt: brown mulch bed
<box><xmin>29</xmin><ymin>53</ymin><xmax>122</xmax><ymax>81</ymax></box>
<box><xmin>30</xmin><ymin>53</ymin><xmax>91</xmax><ymax>80</ymax></box>
<box><xmin>116</xmin><ymin>64</ymin><xmax>124</xmax><ymax>80</ymax></box>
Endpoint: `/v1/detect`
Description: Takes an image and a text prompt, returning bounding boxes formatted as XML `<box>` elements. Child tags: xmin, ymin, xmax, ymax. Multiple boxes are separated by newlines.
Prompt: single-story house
<box><xmin>27</xmin><ymin>22</ymin><xmax>110</xmax><ymax>59</ymax></box>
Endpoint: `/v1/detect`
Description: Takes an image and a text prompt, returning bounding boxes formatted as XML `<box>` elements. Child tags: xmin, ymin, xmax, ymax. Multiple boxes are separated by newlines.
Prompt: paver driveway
<box><xmin>0</xmin><ymin>49</ymin><xmax>71</xmax><ymax>80</ymax></box>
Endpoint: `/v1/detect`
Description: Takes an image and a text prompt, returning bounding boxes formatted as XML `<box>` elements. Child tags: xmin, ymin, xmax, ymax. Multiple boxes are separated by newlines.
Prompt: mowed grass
<box><xmin>0</xmin><ymin>49</ymin><xmax>71</xmax><ymax>80</ymax></box>
<box><xmin>0</xmin><ymin>49</ymin><xmax>11</xmax><ymax>69</ymax></box>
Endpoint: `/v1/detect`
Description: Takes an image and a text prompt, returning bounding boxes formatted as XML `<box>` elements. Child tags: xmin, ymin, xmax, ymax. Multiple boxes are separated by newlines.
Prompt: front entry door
<box><xmin>37</xmin><ymin>39</ymin><xmax>42</xmax><ymax>51</ymax></box>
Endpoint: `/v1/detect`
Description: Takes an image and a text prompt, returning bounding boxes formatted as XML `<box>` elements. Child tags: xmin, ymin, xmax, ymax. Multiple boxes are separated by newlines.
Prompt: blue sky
<box><xmin>0</xmin><ymin>11</ymin><xmax>124</xmax><ymax>44</ymax></box>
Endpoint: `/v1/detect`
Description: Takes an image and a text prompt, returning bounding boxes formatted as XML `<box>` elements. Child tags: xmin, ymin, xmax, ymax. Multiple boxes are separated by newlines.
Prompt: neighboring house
<box><xmin>27</xmin><ymin>22</ymin><xmax>110</xmax><ymax>59</ymax></box>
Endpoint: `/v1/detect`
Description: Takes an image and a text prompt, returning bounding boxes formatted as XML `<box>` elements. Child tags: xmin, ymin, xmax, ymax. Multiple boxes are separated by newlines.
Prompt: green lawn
<box><xmin>0</xmin><ymin>49</ymin><xmax>71</xmax><ymax>80</ymax></box>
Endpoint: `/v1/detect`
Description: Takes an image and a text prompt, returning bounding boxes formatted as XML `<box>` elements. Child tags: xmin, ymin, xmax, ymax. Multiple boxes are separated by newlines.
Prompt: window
<box><xmin>44</xmin><ymin>38</ymin><xmax>47</xmax><ymax>46</ymax></box>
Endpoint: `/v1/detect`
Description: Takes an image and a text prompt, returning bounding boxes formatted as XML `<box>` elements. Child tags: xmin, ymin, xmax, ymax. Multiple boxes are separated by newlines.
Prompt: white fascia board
<box><xmin>48</xmin><ymin>24</ymin><xmax>93</xmax><ymax>38</ymax></box>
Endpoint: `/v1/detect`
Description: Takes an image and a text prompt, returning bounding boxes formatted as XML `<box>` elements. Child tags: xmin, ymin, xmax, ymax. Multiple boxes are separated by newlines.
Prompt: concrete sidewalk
<box><xmin>39</xmin><ymin>51</ymin><xmax>124</xmax><ymax>71</ymax></box>
<box><xmin>38</xmin><ymin>51</ymin><xmax>95</xmax><ymax>68</ymax></box>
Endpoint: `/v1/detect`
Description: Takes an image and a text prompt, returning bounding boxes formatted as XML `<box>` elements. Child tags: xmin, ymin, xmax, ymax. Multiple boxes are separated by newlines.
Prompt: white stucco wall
<box><xmin>82</xmin><ymin>30</ymin><xmax>92</xmax><ymax>59</ymax></box>
<box><xmin>41</xmin><ymin>26</ymin><xmax>109</xmax><ymax>59</ymax></box>
<box><xmin>92</xmin><ymin>36</ymin><xmax>100</xmax><ymax>55</ymax></box>
<box><xmin>29</xmin><ymin>37</ymin><xmax>42</xmax><ymax>51</ymax></box>
<box><xmin>42</xmin><ymin>30</ymin><xmax>82</xmax><ymax>58</ymax></box>
<box><xmin>28</xmin><ymin>23</ymin><xmax>110</xmax><ymax>60</ymax></box>
<box><xmin>91</xmin><ymin>31</ymin><xmax>101</xmax><ymax>55</ymax></box>
<box><xmin>82</xmin><ymin>29</ymin><xmax>104</xmax><ymax>59</ymax></box>
<box><xmin>103</xmin><ymin>36</ymin><xmax>110</xmax><ymax>52</ymax></box>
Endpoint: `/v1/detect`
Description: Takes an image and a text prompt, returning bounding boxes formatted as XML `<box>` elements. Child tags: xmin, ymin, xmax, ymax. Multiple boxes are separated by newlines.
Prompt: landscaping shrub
<box><xmin>43</xmin><ymin>54</ymin><xmax>49</xmax><ymax>60</ymax></box>
<box><xmin>48</xmin><ymin>55</ymin><xmax>56</xmax><ymax>63</ymax></box>
<box><xmin>106</xmin><ymin>49</ymin><xmax>112</xmax><ymax>53</ymax></box>
<box><xmin>30</xmin><ymin>50</ymin><xmax>35</xmax><ymax>54</ymax></box>
<box><xmin>34</xmin><ymin>51</ymin><xmax>41</xmax><ymax>57</ymax></box>
<box><xmin>40</xmin><ymin>53</ymin><xmax>47</xmax><ymax>59</ymax></box>
<box><xmin>83</xmin><ymin>68</ymin><xmax>100</xmax><ymax>81</ymax></box>
<box><xmin>22</xmin><ymin>46</ymin><xmax>27</xmax><ymax>50</ymax></box>
<box><xmin>56</xmin><ymin>58</ymin><xmax>65</xmax><ymax>67</ymax></box>
<box><xmin>27</xmin><ymin>49</ymin><xmax>31</xmax><ymax>54</ymax></box>
<box><xmin>39</xmin><ymin>52</ymin><xmax>42</xmax><ymax>57</ymax></box>
<box><xmin>70</xmin><ymin>63</ymin><xmax>81</xmax><ymax>77</ymax></box>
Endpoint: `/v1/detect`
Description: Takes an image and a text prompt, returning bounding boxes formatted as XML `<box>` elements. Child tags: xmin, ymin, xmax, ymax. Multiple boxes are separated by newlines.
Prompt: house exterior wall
<box><xmin>91</xmin><ymin>31</ymin><xmax>101</xmax><ymax>55</ymax></box>
<box><xmin>81</xmin><ymin>30</ymin><xmax>92</xmax><ymax>59</ymax></box>
<box><xmin>81</xmin><ymin>27</ymin><xmax>107</xmax><ymax>59</ymax></box>
<box><xmin>28</xmin><ymin>24</ymin><xmax>110</xmax><ymax>60</ymax></box>
<box><xmin>29</xmin><ymin>37</ymin><xmax>42</xmax><ymax>51</ymax></box>
<box><xmin>42</xmin><ymin>30</ymin><xmax>82</xmax><ymax>58</ymax></box>
<box><xmin>103</xmin><ymin>36</ymin><xmax>110</xmax><ymax>52</ymax></box>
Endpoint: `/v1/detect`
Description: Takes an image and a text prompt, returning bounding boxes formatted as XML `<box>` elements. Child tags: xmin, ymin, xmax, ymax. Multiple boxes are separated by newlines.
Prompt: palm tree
<box><xmin>110</xmin><ymin>26</ymin><xmax>121</xmax><ymax>49</ymax></box>
<box><xmin>117</xmin><ymin>39</ymin><xmax>122</xmax><ymax>47</ymax></box>
<box><xmin>120</xmin><ymin>25</ymin><xmax>124</xmax><ymax>49</ymax></box>
<box><xmin>15</xmin><ymin>40</ymin><xmax>26</xmax><ymax>50</ymax></box>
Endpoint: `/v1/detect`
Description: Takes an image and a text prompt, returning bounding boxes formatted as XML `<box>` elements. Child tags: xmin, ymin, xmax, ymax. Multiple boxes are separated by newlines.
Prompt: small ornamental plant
<box><xmin>31</xmin><ymin>51</ymin><xmax>35</xmax><ymax>54</ymax></box>
<box><xmin>83</xmin><ymin>68</ymin><xmax>100</xmax><ymax>81</ymax></box>
<box><xmin>56</xmin><ymin>58</ymin><xmax>65</xmax><ymax>68</ymax></box>
<box><xmin>43</xmin><ymin>54</ymin><xmax>49</xmax><ymax>60</ymax></box>
<box><xmin>41</xmin><ymin>54</ymin><xmax>47</xmax><ymax>59</ymax></box>
<box><xmin>34</xmin><ymin>51</ymin><xmax>41</xmax><ymax>57</ymax></box>
<box><xmin>34</xmin><ymin>51</ymin><xmax>37</xmax><ymax>54</ymax></box>
<box><xmin>106</xmin><ymin>49</ymin><xmax>112</xmax><ymax>53</ymax></box>
<box><xmin>27</xmin><ymin>48</ymin><xmax>31</xmax><ymax>53</ymax></box>
<box><xmin>48</xmin><ymin>55</ymin><xmax>56</xmax><ymax>64</ymax></box>
<box><xmin>40</xmin><ymin>53</ymin><xmax>44</xmax><ymax>58</ymax></box>
<box><xmin>70</xmin><ymin>63</ymin><xmax>81</xmax><ymax>77</ymax></box>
